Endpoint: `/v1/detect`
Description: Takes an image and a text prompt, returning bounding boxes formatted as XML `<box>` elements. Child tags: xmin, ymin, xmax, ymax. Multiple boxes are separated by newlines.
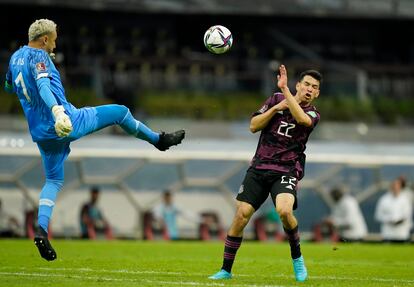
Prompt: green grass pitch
<box><xmin>1</xmin><ymin>239</ymin><xmax>413</xmax><ymax>287</ymax></box>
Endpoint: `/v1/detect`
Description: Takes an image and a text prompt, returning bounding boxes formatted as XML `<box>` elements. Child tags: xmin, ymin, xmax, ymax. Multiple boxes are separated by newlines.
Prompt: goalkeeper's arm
<box><xmin>4</xmin><ymin>70</ymin><xmax>14</xmax><ymax>93</ymax></box>
<box><xmin>4</xmin><ymin>80</ymin><xmax>13</xmax><ymax>93</ymax></box>
<box><xmin>37</xmin><ymin>77</ymin><xmax>72</xmax><ymax>137</ymax></box>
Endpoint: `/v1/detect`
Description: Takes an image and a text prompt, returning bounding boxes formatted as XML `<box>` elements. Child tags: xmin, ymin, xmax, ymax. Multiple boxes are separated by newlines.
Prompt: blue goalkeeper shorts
<box><xmin>36</xmin><ymin>105</ymin><xmax>129</xmax><ymax>180</ymax></box>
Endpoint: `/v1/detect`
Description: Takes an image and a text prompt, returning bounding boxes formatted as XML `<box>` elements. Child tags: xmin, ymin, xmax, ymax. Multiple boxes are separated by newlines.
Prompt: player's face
<box><xmin>296</xmin><ymin>75</ymin><xmax>320</xmax><ymax>105</ymax></box>
<box><xmin>391</xmin><ymin>179</ymin><xmax>402</xmax><ymax>195</ymax></box>
<box><xmin>43</xmin><ymin>30</ymin><xmax>57</xmax><ymax>54</ymax></box>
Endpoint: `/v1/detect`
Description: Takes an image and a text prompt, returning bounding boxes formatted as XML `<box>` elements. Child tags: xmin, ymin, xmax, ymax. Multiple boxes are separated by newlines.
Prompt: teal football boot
<box><xmin>292</xmin><ymin>255</ymin><xmax>308</xmax><ymax>282</ymax></box>
<box><xmin>208</xmin><ymin>269</ymin><xmax>232</xmax><ymax>280</ymax></box>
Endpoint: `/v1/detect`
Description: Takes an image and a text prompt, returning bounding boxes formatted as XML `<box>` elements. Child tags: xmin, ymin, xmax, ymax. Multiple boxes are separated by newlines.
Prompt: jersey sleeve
<box><xmin>252</xmin><ymin>93</ymin><xmax>282</xmax><ymax>117</ymax></box>
<box><xmin>305</xmin><ymin>108</ymin><xmax>320</xmax><ymax>128</ymax></box>
<box><xmin>29</xmin><ymin>50</ymin><xmax>53</xmax><ymax>81</ymax></box>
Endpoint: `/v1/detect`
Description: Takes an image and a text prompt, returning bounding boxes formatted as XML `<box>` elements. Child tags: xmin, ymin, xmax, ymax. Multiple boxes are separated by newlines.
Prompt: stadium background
<box><xmin>1</xmin><ymin>0</ymin><xmax>414</xmax><ymax>240</ymax></box>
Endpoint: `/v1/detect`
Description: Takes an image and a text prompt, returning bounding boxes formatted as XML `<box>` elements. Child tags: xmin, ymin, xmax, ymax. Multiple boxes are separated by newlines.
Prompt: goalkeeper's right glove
<box><xmin>52</xmin><ymin>105</ymin><xmax>73</xmax><ymax>137</ymax></box>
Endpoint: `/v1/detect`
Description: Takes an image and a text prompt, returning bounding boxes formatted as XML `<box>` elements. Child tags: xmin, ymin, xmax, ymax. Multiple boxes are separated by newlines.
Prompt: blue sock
<box><xmin>38</xmin><ymin>179</ymin><xmax>63</xmax><ymax>233</ymax></box>
<box><xmin>95</xmin><ymin>105</ymin><xmax>160</xmax><ymax>144</ymax></box>
<box><xmin>119</xmin><ymin>110</ymin><xmax>159</xmax><ymax>144</ymax></box>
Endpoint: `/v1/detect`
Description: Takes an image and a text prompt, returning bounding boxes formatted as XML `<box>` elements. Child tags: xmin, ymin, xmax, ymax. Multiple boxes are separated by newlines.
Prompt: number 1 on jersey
<box><xmin>14</xmin><ymin>72</ymin><xmax>31</xmax><ymax>102</ymax></box>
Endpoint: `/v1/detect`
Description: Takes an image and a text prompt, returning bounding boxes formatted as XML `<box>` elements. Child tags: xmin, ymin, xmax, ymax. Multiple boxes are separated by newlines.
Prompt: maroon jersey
<box><xmin>250</xmin><ymin>93</ymin><xmax>320</xmax><ymax>179</ymax></box>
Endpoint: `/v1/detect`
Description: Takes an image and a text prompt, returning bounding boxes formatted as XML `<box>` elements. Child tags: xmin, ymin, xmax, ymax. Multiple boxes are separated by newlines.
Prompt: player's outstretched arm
<box><xmin>277</xmin><ymin>65</ymin><xmax>312</xmax><ymax>127</ymax></box>
<box><xmin>250</xmin><ymin>101</ymin><xmax>288</xmax><ymax>133</ymax></box>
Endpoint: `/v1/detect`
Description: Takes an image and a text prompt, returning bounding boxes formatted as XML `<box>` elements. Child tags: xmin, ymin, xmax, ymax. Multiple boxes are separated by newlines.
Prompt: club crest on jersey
<box><xmin>259</xmin><ymin>105</ymin><xmax>268</xmax><ymax>113</ymax></box>
<box><xmin>36</xmin><ymin>62</ymin><xmax>46</xmax><ymax>72</ymax></box>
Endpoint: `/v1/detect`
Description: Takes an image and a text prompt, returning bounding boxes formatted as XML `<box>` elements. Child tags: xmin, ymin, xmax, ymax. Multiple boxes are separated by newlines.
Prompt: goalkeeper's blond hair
<box><xmin>28</xmin><ymin>19</ymin><xmax>57</xmax><ymax>42</ymax></box>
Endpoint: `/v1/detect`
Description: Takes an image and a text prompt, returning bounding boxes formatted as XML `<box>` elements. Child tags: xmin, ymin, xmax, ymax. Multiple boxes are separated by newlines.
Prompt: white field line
<box><xmin>1</xmin><ymin>266</ymin><xmax>413</xmax><ymax>285</ymax></box>
<box><xmin>0</xmin><ymin>271</ymin><xmax>292</xmax><ymax>287</ymax></box>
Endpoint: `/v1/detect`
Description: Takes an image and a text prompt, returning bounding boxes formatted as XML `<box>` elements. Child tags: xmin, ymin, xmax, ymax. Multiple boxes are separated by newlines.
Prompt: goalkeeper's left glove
<box><xmin>52</xmin><ymin>105</ymin><xmax>73</xmax><ymax>137</ymax></box>
<box><xmin>4</xmin><ymin>80</ymin><xmax>13</xmax><ymax>93</ymax></box>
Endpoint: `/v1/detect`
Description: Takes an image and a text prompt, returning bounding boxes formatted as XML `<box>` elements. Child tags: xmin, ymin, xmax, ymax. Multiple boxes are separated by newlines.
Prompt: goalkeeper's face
<box><xmin>43</xmin><ymin>30</ymin><xmax>57</xmax><ymax>54</ymax></box>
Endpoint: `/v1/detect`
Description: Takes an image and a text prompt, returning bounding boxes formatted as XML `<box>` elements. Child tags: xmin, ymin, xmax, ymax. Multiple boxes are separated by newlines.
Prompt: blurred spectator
<box><xmin>314</xmin><ymin>187</ymin><xmax>367</xmax><ymax>242</ymax></box>
<box><xmin>400</xmin><ymin>176</ymin><xmax>414</xmax><ymax>238</ymax></box>
<box><xmin>80</xmin><ymin>186</ymin><xmax>113</xmax><ymax>240</ymax></box>
<box><xmin>0</xmin><ymin>199</ymin><xmax>20</xmax><ymax>237</ymax></box>
<box><xmin>152</xmin><ymin>190</ymin><xmax>198</xmax><ymax>240</ymax></box>
<box><xmin>375</xmin><ymin>178</ymin><xmax>413</xmax><ymax>242</ymax></box>
<box><xmin>199</xmin><ymin>211</ymin><xmax>225</xmax><ymax>241</ymax></box>
<box><xmin>399</xmin><ymin>175</ymin><xmax>414</xmax><ymax>203</ymax></box>
<box><xmin>142</xmin><ymin>209</ymin><xmax>169</xmax><ymax>240</ymax></box>
<box><xmin>152</xmin><ymin>190</ymin><xmax>180</xmax><ymax>240</ymax></box>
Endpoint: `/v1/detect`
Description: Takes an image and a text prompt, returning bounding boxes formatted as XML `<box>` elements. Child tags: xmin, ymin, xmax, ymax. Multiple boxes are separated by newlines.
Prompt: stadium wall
<box><xmin>1</xmin><ymin>133</ymin><xmax>414</xmax><ymax>240</ymax></box>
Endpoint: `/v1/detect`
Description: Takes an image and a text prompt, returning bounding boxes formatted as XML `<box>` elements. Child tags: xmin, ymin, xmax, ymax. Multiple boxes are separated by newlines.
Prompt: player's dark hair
<box><xmin>330</xmin><ymin>187</ymin><xmax>344</xmax><ymax>202</ymax></box>
<box><xmin>399</xmin><ymin>176</ymin><xmax>407</xmax><ymax>188</ymax></box>
<box><xmin>299</xmin><ymin>70</ymin><xmax>323</xmax><ymax>85</ymax></box>
<box><xmin>91</xmin><ymin>186</ymin><xmax>100</xmax><ymax>194</ymax></box>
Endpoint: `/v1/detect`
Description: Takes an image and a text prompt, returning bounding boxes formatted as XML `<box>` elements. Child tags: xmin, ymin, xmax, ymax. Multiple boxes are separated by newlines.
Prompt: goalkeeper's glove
<box><xmin>52</xmin><ymin>105</ymin><xmax>73</xmax><ymax>137</ymax></box>
<box><xmin>4</xmin><ymin>80</ymin><xmax>13</xmax><ymax>93</ymax></box>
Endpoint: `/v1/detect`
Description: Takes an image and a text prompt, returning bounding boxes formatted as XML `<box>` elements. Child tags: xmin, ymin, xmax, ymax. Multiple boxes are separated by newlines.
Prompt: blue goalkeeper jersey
<box><xmin>5</xmin><ymin>45</ymin><xmax>76</xmax><ymax>142</ymax></box>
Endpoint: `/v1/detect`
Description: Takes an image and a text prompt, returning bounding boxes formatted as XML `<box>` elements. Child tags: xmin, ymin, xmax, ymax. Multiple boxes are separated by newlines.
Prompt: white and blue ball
<box><xmin>203</xmin><ymin>25</ymin><xmax>233</xmax><ymax>54</ymax></box>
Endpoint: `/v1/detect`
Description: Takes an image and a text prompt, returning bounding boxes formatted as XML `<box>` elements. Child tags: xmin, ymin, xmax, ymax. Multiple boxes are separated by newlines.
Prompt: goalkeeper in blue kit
<box><xmin>4</xmin><ymin>19</ymin><xmax>185</xmax><ymax>261</ymax></box>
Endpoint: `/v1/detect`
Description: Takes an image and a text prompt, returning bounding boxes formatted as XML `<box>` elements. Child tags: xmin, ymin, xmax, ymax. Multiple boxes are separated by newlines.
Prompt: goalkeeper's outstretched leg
<box><xmin>73</xmin><ymin>104</ymin><xmax>186</xmax><ymax>151</ymax></box>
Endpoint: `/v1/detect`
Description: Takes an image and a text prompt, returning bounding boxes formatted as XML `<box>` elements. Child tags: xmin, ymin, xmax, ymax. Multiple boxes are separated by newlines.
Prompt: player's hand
<box><xmin>277</xmin><ymin>64</ymin><xmax>288</xmax><ymax>90</ymax></box>
<box><xmin>274</xmin><ymin>99</ymin><xmax>289</xmax><ymax>111</ymax></box>
<box><xmin>52</xmin><ymin>105</ymin><xmax>73</xmax><ymax>137</ymax></box>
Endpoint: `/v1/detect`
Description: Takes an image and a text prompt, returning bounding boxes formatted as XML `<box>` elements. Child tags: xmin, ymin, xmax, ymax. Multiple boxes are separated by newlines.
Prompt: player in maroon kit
<box><xmin>209</xmin><ymin>65</ymin><xmax>322</xmax><ymax>282</ymax></box>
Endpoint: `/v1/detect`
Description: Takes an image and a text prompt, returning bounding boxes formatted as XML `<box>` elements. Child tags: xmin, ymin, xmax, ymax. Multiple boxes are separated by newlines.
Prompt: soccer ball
<box><xmin>203</xmin><ymin>25</ymin><xmax>233</xmax><ymax>54</ymax></box>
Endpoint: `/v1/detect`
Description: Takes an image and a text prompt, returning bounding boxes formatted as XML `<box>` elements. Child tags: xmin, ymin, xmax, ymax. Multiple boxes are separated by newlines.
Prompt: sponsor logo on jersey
<box><xmin>36</xmin><ymin>62</ymin><xmax>46</xmax><ymax>72</ymax></box>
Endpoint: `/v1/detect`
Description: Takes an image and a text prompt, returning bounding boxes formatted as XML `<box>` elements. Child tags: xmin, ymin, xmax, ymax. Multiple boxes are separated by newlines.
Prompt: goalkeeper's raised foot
<box><xmin>154</xmin><ymin>130</ymin><xmax>185</xmax><ymax>151</ymax></box>
<box><xmin>34</xmin><ymin>227</ymin><xmax>57</xmax><ymax>261</ymax></box>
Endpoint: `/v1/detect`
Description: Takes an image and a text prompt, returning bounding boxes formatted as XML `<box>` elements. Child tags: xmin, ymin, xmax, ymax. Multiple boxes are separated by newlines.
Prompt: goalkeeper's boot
<box><xmin>34</xmin><ymin>227</ymin><xmax>57</xmax><ymax>261</ymax></box>
<box><xmin>208</xmin><ymin>269</ymin><xmax>232</xmax><ymax>280</ymax></box>
<box><xmin>154</xmin><ymin>130</ymin><xmax>185</xmax><ymax>151</ymax></box>
<box><xmin>292</xmin><ymin>255</ymin><xmax>307</xmax><ymax>282</ymax></box>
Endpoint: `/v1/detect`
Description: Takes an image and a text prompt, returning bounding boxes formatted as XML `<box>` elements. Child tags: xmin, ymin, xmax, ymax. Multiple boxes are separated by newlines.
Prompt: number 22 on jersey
<box><xmin>277</xmin><ymin>121</ymin><xmax>295</xmax><ymax>138</ymax></box>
